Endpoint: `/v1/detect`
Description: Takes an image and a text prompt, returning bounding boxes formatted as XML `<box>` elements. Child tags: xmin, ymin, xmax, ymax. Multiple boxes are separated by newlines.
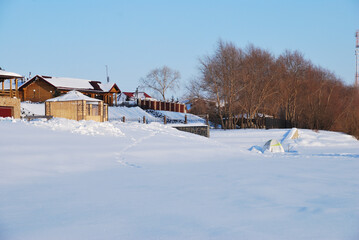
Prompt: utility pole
<box><xmin>105</xmin><ymin>65</ymin><xmax>110</xmax><ymax>83</ymax></box>
<box><xmin>356</xmin><ymin>30</ymin><xmax>359</xmax><ymax>87</ymax></box>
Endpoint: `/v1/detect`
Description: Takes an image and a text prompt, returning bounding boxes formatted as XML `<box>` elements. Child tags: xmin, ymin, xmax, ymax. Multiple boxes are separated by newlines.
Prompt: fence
<box><xmin>265</xmin><ymin>118</ymin><xmax>292</xmax><ymax>129</ymax></box>
<box><xmin>236</xmin><ymin>117</ymin><xmax>292</xmax><ymax>129</ymax></box>
<box><xmin>109</xmin><ymin>114</ymin><xmax>209</xmax><ymax>125</ymax></box>
<box><xmin>137</xmin><ymin>99</ymin><xmax>186</xmax><ymax>113</ymax></box>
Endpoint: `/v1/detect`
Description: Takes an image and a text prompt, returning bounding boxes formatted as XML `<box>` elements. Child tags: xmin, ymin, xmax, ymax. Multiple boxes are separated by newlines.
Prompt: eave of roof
<box><xmin>0</xmin><ymin>70</ymin><xmax>24</xmax><ymax>79</ymax></box>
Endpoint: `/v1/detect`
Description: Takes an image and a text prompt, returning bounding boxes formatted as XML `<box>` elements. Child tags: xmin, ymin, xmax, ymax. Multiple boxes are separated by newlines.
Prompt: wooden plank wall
<box><xmin>46</xmin><ymin>101</ymin><xmax>107</xmax><ymax>122</ymax></box>
<box><xmin>46</xmin><ymin>101</ymin><xmax>81</xmax><ymax>121</ymax></box>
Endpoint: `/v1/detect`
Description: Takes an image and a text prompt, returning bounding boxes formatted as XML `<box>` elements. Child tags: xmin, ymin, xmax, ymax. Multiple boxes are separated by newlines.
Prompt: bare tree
<box><xmin>236</xmin><ymin>45</ymin><xmax>278</xmax><ymax>128</ymax></box>
<box><xmin>196</xmin><ymin>40</ymin><xmax>245</xmax><ymax>129</ymax></box>
<box><xmin>276</xmin><ymin>50</ymin><xmax>310</xmax><ymax>126</ymax></box>
<box><xmin>140</xmin><ymin>66</ymin><xmax>181</xmax><ymax>101</ymax></box>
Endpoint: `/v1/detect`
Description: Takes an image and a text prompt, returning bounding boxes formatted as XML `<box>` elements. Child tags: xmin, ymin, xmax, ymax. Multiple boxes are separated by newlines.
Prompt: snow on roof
<box><xmin>42</xmin><ymin>76</ymin><xmax>94</xmax><ymax>90</ymax></box>
<box><xmin>0</xmin><ymin>70</ymin><xmax>23</xmax><ymax>79</ymax></box>
<box><xmin>99</xmin><ymin>82</ymin><xmax>116</xmax><ymax>92</ymax></box>
<box><xmin>46</xmin><ymin>90</ymin><xmax>102</xmax><ymax>102</ymax></box>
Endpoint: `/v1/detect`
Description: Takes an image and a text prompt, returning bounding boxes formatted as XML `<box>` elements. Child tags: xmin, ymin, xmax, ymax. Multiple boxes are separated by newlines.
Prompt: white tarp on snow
<box><xmin>263</xmin><ymin>139</ymin><xmax>285</xmax><ymax>153</ymax></box>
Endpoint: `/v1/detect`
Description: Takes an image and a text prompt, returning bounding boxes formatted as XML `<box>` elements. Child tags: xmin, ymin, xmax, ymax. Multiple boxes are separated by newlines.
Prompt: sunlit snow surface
<box><xmin>0</xmin><ymin>118</ymin><xmax>359</xmax><ymax>240</ymax></box>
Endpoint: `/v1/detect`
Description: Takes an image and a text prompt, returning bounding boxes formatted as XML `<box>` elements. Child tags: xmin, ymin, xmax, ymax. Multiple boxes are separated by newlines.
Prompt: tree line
<box><xmin>186</xmin><ymin>40</ymin><xmax>359</xmax><ymax>138</ymax></box>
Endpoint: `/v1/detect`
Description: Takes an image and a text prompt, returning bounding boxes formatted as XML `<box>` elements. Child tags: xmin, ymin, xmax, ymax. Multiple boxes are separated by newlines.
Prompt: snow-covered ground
<box><xmin>0</xmin><ymin>118</ymin><xmax>359</xmax><ymax>240</ymax></box>
<box><xmin>108</xmin><ymin>106</ymin><xmax>156</xmax><ymax>121</ymax></box>
<box><xmin>154</xmin><ymin>110</ymin><xmax>204</xmax><ymax>122</ymax></box>
<box><xmin>21</xmin><ymin>102</ymin><xmax>45</xmax><ymax>116</ymax></box>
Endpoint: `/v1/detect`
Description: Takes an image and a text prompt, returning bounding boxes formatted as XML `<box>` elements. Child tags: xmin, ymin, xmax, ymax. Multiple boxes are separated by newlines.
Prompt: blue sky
<box><xmin>1</xmin><ymin>0</ymin><xmax>358</xmax><ymax>97</ymax></box>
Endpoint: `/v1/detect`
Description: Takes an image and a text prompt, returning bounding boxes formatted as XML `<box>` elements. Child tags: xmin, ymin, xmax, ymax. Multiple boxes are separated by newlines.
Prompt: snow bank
<box><xmin>30</xmin><ymin>118</ymin><xmax>125</xmax><ymax>136</ymax></box>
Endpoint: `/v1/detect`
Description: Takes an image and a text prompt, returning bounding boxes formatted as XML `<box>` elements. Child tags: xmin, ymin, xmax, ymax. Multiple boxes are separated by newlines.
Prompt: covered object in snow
<box><xmin>45</xmin><ymin>90</ymin><xmax>108</xmax><ymax>122</ymax></box>
<box><xmin>263</xmin><ymin>139</ymin><xmax>285</xmax><ymax>153</ymax></box>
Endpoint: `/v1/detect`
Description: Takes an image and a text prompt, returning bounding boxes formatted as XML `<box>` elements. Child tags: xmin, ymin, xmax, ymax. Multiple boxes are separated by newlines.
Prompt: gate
<box><xmin>0</xmin><ymin>106</ymin><xmax>13</xmax><ymax>117</ymax></box>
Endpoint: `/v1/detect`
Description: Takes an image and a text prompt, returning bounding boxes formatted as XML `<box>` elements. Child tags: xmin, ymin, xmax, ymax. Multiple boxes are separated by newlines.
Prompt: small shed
<box><xmin>45</xmin><ymin>90</ymin><xmax>108</xmax><ymax>122</ymax></box>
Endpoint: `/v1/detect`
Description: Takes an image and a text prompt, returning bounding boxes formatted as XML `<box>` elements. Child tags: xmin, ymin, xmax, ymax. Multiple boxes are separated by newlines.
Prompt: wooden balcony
<box><xmin>0</xmin><ymin>78</ymin><xmax>20</xmax><ymax>98</ymax></box>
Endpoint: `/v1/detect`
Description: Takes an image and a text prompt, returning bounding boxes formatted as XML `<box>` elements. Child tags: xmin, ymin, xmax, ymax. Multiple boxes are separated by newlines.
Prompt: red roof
<box><xmin>123</xmin><ymin>92</ymin><xmax>152</xmax><ymax>98</ymax></box>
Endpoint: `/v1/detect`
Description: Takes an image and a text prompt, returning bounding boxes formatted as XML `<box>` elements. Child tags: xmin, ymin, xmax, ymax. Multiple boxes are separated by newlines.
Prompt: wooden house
<box><xmin>19</xmin><ymin>75</ymin><xmax>120</xmax><ymax>106</ymax></box>
<box><xmin>45</xmin><ymin>90</ymin><xmax>108</xmax><ymax>122</ymax></box>
<box><xmin>0</xmin><ymin>70</ymin><xmax>23</xmax><ymax>118</ymax></box>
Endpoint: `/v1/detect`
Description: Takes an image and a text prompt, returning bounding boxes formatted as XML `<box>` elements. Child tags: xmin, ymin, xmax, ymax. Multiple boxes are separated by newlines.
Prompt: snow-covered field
<box><xmin>0</xmin><ymin>118</ymin><xmax>359</xmax><ymax>240</ymax></box>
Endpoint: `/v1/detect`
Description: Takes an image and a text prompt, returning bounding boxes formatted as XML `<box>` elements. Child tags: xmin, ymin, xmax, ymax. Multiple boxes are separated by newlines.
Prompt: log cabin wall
<box><xmin>20</xmin><ymin>79</ymin><xmax>56</xmax><ymax>102</ymax></box>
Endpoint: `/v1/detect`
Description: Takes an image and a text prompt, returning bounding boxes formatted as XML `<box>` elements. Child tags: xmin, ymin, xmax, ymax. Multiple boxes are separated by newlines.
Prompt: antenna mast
<box><xmin>356</xmin><ymin>30</ymin><xmax>359</xmax><ymax>87</ymax></box>
<box><xmin>105</xmin><ymin>65</ymin><xmax>110</xmax><ymax>83</ymax></box>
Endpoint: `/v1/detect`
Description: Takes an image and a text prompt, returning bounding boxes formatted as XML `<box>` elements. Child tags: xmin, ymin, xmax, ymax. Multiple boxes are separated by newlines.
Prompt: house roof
<box><xmin>99</xmin><ymin>82</ymin><xmax>120</xmax><ymax>92</ymax></box>
<box><xmin>123</xmin><ymin>92</ymin><xmax>152</xmax><ymax>99</ymax></box>
<box><xmin>0</xmin><ymin>70</ymin><xmax>23</xmax><ymax>80</ymax></box>
<box><xmin>20</xmin><ymin>75</ymin><xmax>120</xmax><ymax>93</ymax></box>
<box><xmin>42</xmin><ymin>76</ymin><xmax>94</xmax><ymax>90</ymax></box>
<box><xmin>46</xmin><ymin>90</ymin><xmax>102</xmax><ymax>103</ymax></box>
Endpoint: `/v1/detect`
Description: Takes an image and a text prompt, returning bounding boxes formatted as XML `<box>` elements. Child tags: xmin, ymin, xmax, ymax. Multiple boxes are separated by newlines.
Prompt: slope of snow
<box><xmin>0</xmin><ymin>120</ymin><xmax>359</xmax><ymax>240</ymax></box>
<box><xmin>108</xmin><ymin>106</ymin><xmax>157</xmax><ymax>121</ymax></box>
<box><xmin>155</xmin><ymin>110</ymin><xmax>204</xmax><ymax>121</ymax></box>
<box><xmin>147</xmin><ymin>110</ymin><xmax>205</xmax><ymax>124</ymax></box>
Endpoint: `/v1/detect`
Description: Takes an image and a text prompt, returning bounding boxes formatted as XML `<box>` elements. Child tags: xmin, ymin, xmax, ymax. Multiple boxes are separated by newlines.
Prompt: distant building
<box><xmin>19</xmin><ymin>75</ymin><xmax>120</xmax><ymax>106</ymax></box>
<box><xmin>118</xmin><ymin>91</ymin><xmax>186</xmax><ymax>113</ymax></box>
<box><xmin>118</xmin><ymin>91</ymin><xmax>154</xmax><ymax>104</ymax></box>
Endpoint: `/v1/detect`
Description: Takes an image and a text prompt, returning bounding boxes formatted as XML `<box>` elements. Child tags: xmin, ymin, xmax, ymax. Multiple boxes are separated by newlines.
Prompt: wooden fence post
<box><xmin>206</xmin><ymin>114</ymin><xmax>209</xmax><ymax>125</ymax></box>
<box><xmin>184</xmin><ymin>115</ymin><xmax>187</xmax><ymax>124</ymax></box>
<box><xmin>164</xmin><ymin>115</ymin><xmax>167</xmax><ymax>125</ymax></box>
<box><xmin>122</xmin><ymin>116</ymin><xmax>125</xmax><ymax>123</ymax></box>
<box><xmin>143</xmin><ymin>116</ymin><xmax>146</xmax><ymax>124</ymax></box>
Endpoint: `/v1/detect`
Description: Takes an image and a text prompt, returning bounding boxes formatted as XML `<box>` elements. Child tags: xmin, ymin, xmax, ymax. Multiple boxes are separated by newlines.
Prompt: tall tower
<box><xmin>356</xmin><ymin>30</ymin><xmax>359</xmax><ymax>87</ymax></box>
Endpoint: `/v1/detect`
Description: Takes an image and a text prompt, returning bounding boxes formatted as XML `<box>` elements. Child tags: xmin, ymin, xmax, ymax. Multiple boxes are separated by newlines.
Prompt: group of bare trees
<box><xmin>187</xmin><ymin>40</ymin><xmax>359</xmax><ymax>138</ymax></box>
